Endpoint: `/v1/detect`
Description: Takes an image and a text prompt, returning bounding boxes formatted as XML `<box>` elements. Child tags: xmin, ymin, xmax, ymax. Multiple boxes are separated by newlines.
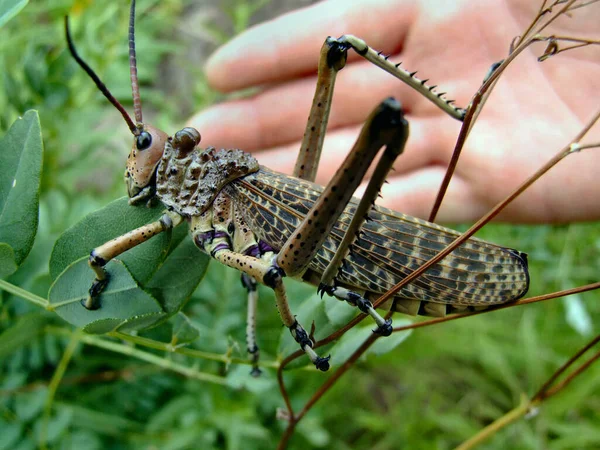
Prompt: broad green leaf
<box><xmin>0</xmin><ymin>111</ymin><xmax>43</xmax><ymax>268</ymax></box>
<box><xmin>327</xmin><ymin>320</ymin><xmax>412</xmax><ymax>365</ymax></box>
<box><xmin>0</xmin><ymin>242</ymin><xmax>17</xmax><ymax>277</ymax></box>
<box><xmin>171</xmin><ymin>312</ymin><xmax>200</xmax><ymax>346</ymax></box>
<box><xmin>367</xmin><ymin>318</ymin><xmax>412</xmax><ymax>355</ymax></box>
<box><xmin>323</xmin><ymin>294</ymin><xmax>355</xmax><ymax>326</ymax></box>
<box><xmin>0</xmin><ymin>0</ymin><xmax>28</xmax><ymax>28</ymax></box>
<box><xmin>326</xmin><ymin>325</ymin><xmax>372</xmax><ymax>365</ymax></box>
<box><xmin>49</xmin><ymin>258</ymin><xmax>165</xmax><ymax>334</ymax></box>
<box><xmin>145</xmin><ymin>235</ymin><xmax>209</xmax><ymax>314</ymax></box>
<box><xmin>49</xmin><ymin>197</ymin><xmax>171</xmax><ymax>283</ymax></box>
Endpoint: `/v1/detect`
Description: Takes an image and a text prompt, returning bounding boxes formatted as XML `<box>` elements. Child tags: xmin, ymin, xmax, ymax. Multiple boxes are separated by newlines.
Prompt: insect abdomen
<box><xmin>231</xmin><ymin>168</ymin><xmax>529</xmax><ymax>317</ymax></box>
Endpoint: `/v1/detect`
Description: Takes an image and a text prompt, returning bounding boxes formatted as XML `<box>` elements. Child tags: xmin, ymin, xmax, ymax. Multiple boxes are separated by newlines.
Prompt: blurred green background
<box><xmin>1</xmin><ymin>1</ymin><xmax>599</xmax><ymax>449</ymax></box>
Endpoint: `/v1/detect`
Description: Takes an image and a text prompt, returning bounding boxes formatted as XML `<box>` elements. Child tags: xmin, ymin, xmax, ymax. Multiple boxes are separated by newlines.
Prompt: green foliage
<box><xmin>0</xmin><ymin>111</ymin><xmax>42</xmax><ymax>277</ymax></box>
<box><xmin>0</xmin><ymin>1</ymin><xmax>599</xmax><ymax>450</ymax></box>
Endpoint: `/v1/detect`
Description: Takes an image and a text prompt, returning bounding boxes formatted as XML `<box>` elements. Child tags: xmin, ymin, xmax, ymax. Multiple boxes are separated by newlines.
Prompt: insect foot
<box><xmin>82</xmin><ymin>251</ymin><xmax>110</xmax><ymax>310</ymax></box>
<box><xmin>290</xmin><ymin>321</ymin><xmax>331</xmax><ymax>372</ymax></box>
<box><xmin>82</xmin><ymin>276</ymin><xmax>109</xmax><ymax>310</ymax></box>
<box><xmin>263</xmin><ymin>265</ymin><xmax>331</xmax><ymax>371</ymax></box>
<box><xmin>318</xmin><ymin>284</ymin><xmax>393</xmax><ymax>336</ymax></box>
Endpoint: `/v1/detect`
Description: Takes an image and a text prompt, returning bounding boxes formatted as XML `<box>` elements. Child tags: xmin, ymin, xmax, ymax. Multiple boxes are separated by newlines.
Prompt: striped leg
<box><xmin>241</xmin><ymin>274</ymin><xmax>262</xmax><ymax>377</ymax></box>
<box><xmin>276</xmin><ymin>98</ymin><xmax>408</xmax><ymax>335</ymax></box>
<box><xmin>191</xmin><ymin>194</ymin><xmax>330</xmax><ymax>371</ymax></box>
<box><xmin>293</xmin><ymin>35</ymin><xmax>464</xmax><ymax>184</ymax></box>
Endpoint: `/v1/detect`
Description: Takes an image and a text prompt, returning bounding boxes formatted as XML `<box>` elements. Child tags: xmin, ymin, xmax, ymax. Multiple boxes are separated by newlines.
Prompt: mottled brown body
<box><xmin>67</xmin><ymin>3</ymin><xmax>530</xmax><ymax>371</ymax></box>
<box><xmin>228</xmin><ymin>167</ymin><xmax>529</xmax><ymax>316</ymax></box>
<box><xmin>153</xmin><ymin>142</ymin><xmax>529</xmax><ymax>318</ymax></box>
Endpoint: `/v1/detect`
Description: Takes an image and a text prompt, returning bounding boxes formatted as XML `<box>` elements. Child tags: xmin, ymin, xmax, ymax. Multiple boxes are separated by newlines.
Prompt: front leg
<box><xmin>84</xmin><ymin>211</ymin><xmax>182</xmax><ymax>310</ymax></box>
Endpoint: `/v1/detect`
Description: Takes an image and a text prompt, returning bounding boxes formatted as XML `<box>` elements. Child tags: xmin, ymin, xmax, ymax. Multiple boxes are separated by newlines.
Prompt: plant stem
<box><xmin>46</xmin><ymin>326</ymin><xmax>229</xmax><ymax>385</ymax></box>
<box><xmin>0</xmin><ymin>278</ymin><xmax>49</xmax><ymax>309</ymax></box>
<box><xmin>454</xmin><ymin>398</ymin><xmax>536</xmax><ymax>450</ymax></box>
<box><xmin>39</xmin><ymin>329</ymin><xmax>82</xmax><ymax>450</ymax></box>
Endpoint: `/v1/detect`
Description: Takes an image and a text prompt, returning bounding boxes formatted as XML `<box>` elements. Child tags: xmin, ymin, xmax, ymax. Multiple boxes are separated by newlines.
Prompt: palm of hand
<box><xmin>189</xmin><ymin>0</ymin><xmax>600</xmax><ymax>223</ymax></box>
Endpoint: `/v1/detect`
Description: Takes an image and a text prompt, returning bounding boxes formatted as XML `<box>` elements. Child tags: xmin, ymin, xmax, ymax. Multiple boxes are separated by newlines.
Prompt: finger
<box><xmin>264</xmin><ymin>115</ymin><xmax>459</xmax><ymax>178</ymax></box>
<box><xmin>355</xmin><ymin>166</ymin><xmax>487</xmax><ymax>222</ymax></box>
<box><xmin>188</xmin><ymin>56</ymin><xmax>459</xmax><ymax>151</ymax></box>
<box><xmin>205</xmin><ymin>0</ymin><xmax>417</xmax><ymax>92</ymax></box>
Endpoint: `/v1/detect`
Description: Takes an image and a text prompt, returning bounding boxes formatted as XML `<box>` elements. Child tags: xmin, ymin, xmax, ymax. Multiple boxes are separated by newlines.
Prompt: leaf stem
<box><xmin>454</xmin><ymin>397</ymin><xmax>535</xmax><ymax>450</ymax></box>
<box><xmin>0</xmin><ymin>278</ymin><xmax>49</xmax><ymax>309</ymax></box>
<box><xmin>46</xmin><ymin>326</ymin><xmax>229</xmax><ymax>385</ymax></box>
<box><xmin>110</xmin><ymin>331</ymin><xmax>279</xmax><ymax>369</ymax></box>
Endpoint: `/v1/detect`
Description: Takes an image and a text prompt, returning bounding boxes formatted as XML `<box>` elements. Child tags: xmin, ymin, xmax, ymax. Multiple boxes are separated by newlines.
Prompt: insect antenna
<box><xmin>64</xmin><ymin>14</ymin><xmax>139</xmax><ymax>136</ymax></box>
<box><xmin>128</xmin><ymin>0</ymin><xmax>143</xmax><ymax>126</ymax></box>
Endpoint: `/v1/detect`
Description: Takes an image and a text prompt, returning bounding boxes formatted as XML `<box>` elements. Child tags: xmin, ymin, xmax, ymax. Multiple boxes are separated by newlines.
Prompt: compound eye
<box><xmin>136</xmin><ymin>131</ymin><xmax>152</xmax><ymax>150</ymax></box>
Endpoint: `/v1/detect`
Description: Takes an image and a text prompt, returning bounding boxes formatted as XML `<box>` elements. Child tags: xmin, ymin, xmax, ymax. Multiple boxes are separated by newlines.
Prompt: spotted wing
<box><xmin>229</xmin><ymin>168</ymin><xmax>529</xmax><ymax>313</ymax></box>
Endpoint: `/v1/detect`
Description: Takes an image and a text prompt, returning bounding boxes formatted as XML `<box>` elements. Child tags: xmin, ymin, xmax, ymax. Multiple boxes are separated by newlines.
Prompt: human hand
<box><xmin>188</xmin><ymin>0</ymin><xmax>600</xmax><ymax>223</ymax></box>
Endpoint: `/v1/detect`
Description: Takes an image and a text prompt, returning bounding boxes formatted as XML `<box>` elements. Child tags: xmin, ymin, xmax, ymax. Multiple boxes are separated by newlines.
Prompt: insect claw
<box><xmin>317</xmin><ymin>282</ymin><xmax>333</xmax><ymax>298</ymax></box>
<box><xmin>314</xmin><ymin>355</ymin><xmax>331</xmax><ymax>372</ymax></box>
<box><xmin>250</xmin><ymin>367</ymin><xmax>262</xmax><ymax>378</ymax></box>
<box><xmin>84</xmin><ymin>277</ymin><xmax>110</xmax><ymax>310</ymax></box>
<box><xmin>373</xmin><ymin>319</ymin><xmax>393</xmax><ymax>337</ymax></box>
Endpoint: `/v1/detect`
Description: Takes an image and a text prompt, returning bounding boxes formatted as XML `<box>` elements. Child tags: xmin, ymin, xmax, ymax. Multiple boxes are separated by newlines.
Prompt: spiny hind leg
<box><xmin>278</xmin><ymin>98</ymin><xmax>409</xmax><ymax>336</ymax></box>
<box><xmin>293</xmin><ymin>35</ymin><xmax>464</xmax><ymax>183</ymax></box>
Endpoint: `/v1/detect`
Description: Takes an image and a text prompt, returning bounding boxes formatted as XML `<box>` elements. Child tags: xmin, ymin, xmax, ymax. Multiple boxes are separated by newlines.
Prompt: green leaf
<box><xmin>367</xmin><ymin>318</ymin><xmax>412</xmax><ymax>355</ymax></box>
<box><xmin>48</xmin><ymin>258</ymin><xmax>166</xmax><ymax>334</ymax></box>
<box><xmin>145</xmin><ymin>235</ymin><xmax>209</xmax><ymax>314</ymax></box>
<box><xmin>49</xmin><ymin>197</ymin><xmax>170</xmax><ymax>283</ymax></box>
<box><xmin>0</xmin><ymin>0</ymin><xmax>28</xmax><ymax>28</ymax></box>
<box><xmin>0</xmin><ymin>111</ymin><xmax>43</xmax><ymax>268</ymax></box>
<box><xmin>171</xmin><ymin>312</ymin><xmax>200</xmax><ymax>346</ymax></box>
<box><xmin>0</xmin><ymin>242</ymin><xmax>17</xmax><ymax>277</ymax></box>
<box><xmin>327</xmin><ymin>320</ymin><xmax>412</xmax><ymax>365</ymax></box>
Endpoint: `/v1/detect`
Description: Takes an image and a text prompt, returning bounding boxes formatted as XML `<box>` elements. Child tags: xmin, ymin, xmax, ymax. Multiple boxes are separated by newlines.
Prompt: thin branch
<box><xmin>532</xmin><ymin>334</ymin><xmax>600</xmax><ymax>400</ymax></box>
<box><xmin>0</xmin><ymin>279</ymin><xmax>49</xmax><ymax>309</ymax></box>
<box><xmin>454</xmin><ymin>398</ymin><xmax>533</xmax><ymax>450</ymax></box>
<box><xmin>457</xmin><ymin>334</ymin><xmax>600</xmax><ymax>449</ymax></box>
<box><xmin>46</xmin><ymin>327</ymin><xmax>229</xmax><ymax>386</ymax></box>
<box><xmin>375</xmin><ymin>107</ymin><xmax>600</xmax><ymax>310</ymax></box>
<box><xmin>540</xmin><ymin>347</ymin><xmax>600</xmax><ymax>399</ymax></box>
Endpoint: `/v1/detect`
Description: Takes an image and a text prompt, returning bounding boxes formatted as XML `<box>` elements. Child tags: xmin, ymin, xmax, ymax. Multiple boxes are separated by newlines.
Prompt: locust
<box><xmin>65</xmin><ymin>0</ymin><xmax>529</xmax><ymax>374</ymax></box>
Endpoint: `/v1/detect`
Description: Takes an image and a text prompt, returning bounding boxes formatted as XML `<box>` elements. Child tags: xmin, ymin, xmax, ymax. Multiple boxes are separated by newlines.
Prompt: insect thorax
<box><xmin>155</xmin><ymin>137</ymin><xmax>259</xmax><ymax>217</ymax></box>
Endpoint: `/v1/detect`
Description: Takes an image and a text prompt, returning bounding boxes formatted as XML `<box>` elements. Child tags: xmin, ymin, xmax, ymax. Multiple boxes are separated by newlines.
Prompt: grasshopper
<box><xmin>65</xmin><ymin>0</ymin><xmax>529</xmax><ymax>374</ymax></box>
